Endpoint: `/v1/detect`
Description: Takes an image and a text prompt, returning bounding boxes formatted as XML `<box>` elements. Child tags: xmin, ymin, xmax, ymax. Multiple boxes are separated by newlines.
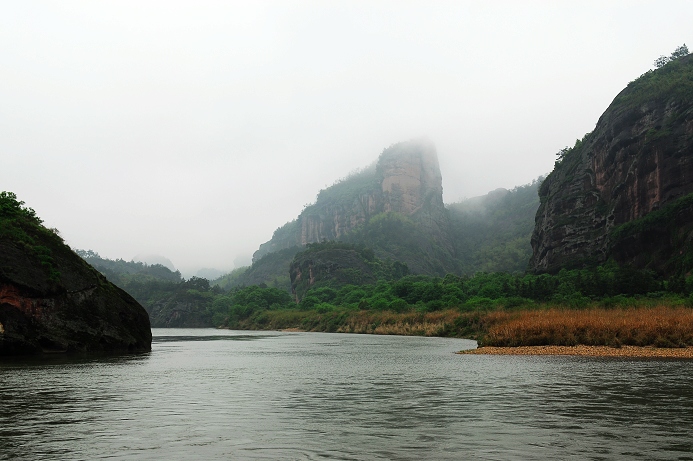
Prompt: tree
<box><xmin>655</xmin><ymin>44</ymin><xmax>689</xmax><ymax>68</ymax></box>
<box><xmin>670</xmin><ymin>44</ymin><xmax>689</xmax><ymax>60</ymax></box>
<box><xmin>654</xmin><ymin>55</ymin><xmax>670</xmax><ymax>69</ymax></box>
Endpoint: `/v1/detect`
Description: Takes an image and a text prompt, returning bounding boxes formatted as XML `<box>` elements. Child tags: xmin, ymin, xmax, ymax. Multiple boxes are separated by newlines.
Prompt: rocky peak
<box><xmin>253</xmin><ymin>139</ymin><xmax>451</xmax><ymax>264</ymax></box>
<box><xmin>378</xmin><ymin>139</ymin><xmax>443</xmax><ymax>215</ymax></box>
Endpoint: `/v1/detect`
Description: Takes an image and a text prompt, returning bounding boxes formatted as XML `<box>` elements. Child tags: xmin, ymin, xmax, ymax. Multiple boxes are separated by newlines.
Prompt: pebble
<box><xmin>459</xmin><ymin>345</ymin><xmax>693</xmax><ymax>358</ymax></box>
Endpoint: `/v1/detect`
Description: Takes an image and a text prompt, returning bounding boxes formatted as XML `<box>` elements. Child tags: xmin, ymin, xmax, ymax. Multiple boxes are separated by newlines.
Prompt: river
<box><xmin>1</xmin><ymin>329</ymin><xmax>692</xmax><ymax>460</ymax></box>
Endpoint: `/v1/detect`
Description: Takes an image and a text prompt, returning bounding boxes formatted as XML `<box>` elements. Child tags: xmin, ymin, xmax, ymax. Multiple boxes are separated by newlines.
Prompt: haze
<box><xmin>2</xmin><ymin>1</ymin><xmax>691</xmax><ymax>276</ymax></box>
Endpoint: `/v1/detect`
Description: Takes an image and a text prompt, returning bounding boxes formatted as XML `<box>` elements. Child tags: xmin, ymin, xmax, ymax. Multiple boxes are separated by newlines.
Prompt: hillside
<box><xmin>77</xmin><ymin>251</ymin><xmax>222</xmax><ymax>327</ymax></box>
<box><xmin>253</xmin><ymin>140</ymin><xmax>454</xmax><ymax>266</ymax></box>
<box><xmin>0</xmin><ymin>192</ymin><xmax>151</xmax><ymax>355</ymax></box>
<box><xmin>225</xmin><ymin>141</ymin><xmax>542</xmax><ymax>290</ymax></box>
<box><xmin>448</xmin><ymin>180</ymin><xmax>541</xmax><ymax>274</ymax></box>
<box><xmin>531</xmin><ymin>51</ymin><xmax>693</xmax><ymax>275</ymax></box>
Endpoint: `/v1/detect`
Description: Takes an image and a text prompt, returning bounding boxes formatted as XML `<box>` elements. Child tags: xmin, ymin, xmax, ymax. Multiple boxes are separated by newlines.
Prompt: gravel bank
<box><xmin>460</xmin><ymin>345</ymin><xmax>693</xmax><ymax>358</ymax></box>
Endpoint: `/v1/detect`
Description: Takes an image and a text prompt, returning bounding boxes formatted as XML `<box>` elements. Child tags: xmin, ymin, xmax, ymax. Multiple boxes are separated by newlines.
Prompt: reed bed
<box><xmin>335</xmin><ymin>309</ymin><xmax>461</xmax><ymax>336</ymax></box>
<box><xmin>483</xmin><ymin>306</ymin><xmax>693</xmax><ymax>347</ymax></box>
<box><xmin>233</xmin><ymin>304</ymin><xmax>693</xmax><ymax>348</ymax></box>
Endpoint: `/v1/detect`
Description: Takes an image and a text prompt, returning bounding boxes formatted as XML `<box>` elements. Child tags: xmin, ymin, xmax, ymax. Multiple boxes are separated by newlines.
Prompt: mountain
<box><xmin>254</xmin><ymin>139</ymin><xmax>455</xmax><ymax>272</ymax></box>
<box><xmin>236</xmin><ymin>139</ymin><xmax>457</xmax><ymax>288</ymax></box>
<box><xmin>132</xmin><ymin>253</ymin><xmax>176</xmax><ymax>271</ymax></box>
<box><xmin>0</xmin><ymin>192</ymin><xmax>151</xmax><ymax>355</ymax></box>
<box><xmin>448</xmin><ymin>181</ymin><xmax>541</xmax><ymax>274</ymax></box>
<box><xmin>227</xmin><ymin>139</ymin><xmax>542</xmax><ymax>290</ymax></box>
<box><xmin>531</xmin><ymin>52</ymin><xmax>693</xmax><ymax>275</ymax></box>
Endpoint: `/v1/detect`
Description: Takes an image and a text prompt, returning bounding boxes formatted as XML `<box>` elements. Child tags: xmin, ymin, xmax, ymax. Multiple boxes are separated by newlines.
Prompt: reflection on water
<box><xmin>1</xmin><ymin>329</ymin><xmax>692</xmax><ymax>460</ymax></box>
<box><xmin>153</xmin><ymin>334</ymin><xmax>276</xmax><ymax>343</ymax></box>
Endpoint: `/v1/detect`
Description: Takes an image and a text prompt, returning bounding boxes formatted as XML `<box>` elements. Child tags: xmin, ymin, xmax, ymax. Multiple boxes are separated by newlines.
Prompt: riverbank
<box><xmin>229</xmin><ymin>304</ymin><xmax>693</xmax><ymax>348</ymax></box>
<box><xmin>460</xmin><ymin>345</ymin><xmax>693</xmax><ymax>358</ymax></box>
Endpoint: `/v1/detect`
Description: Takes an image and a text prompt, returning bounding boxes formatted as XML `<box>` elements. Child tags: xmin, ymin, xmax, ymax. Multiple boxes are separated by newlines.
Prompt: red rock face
<box><xmin>530</xmin><ymin>55</ymin><xmax>693</xmax><ymax>274</ymax></box>
<box><xmin>0</xmin><ymin>284</ymin><xmax>43</xmax><ymax>319</ymax></box>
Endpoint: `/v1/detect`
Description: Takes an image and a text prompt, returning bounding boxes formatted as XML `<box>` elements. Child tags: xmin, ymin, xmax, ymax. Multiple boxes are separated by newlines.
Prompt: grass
<box><xmin>231</xmin><ymin>302</ymin><xmax>693</xmax><ymax>348</ymax></box>
<box><xmin>482</xmin><ymin>306</ymin><xmax>693</xmax><ymax>347</ymax></box>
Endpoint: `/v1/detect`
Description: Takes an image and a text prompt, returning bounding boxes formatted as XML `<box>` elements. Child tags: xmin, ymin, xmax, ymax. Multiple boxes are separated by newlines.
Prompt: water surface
<box><xmin>1</xmin><ymin>329</ymin><xmax>692</xmax><ymax>460</ymax></box>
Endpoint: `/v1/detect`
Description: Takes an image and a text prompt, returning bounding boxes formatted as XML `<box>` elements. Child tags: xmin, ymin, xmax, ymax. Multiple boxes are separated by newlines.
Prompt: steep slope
<box><xmin>531</xmin><ymin>53</ymin><xmax>693</xmax><ymax>274</ymax></box>
<box><xmin>0</xmin><ymin>192</ymin><xmax>151</xmax><ymax>355</ymax></box>
<box><xmin>248</xmin><ymin>139</ymin><xmax>457</xmax><ymax>285</ymax></box>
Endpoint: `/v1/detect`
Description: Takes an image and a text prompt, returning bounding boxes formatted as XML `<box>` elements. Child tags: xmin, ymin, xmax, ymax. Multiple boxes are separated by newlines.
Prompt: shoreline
<box><xmin>459</xmin><ymin>345</ymin><xmax>693</xmax><ymax>358</ymax></box>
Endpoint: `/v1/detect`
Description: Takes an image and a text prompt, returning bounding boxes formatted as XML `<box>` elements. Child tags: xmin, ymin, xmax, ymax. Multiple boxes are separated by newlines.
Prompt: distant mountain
<box><xmin>132</xmin><ymin>253</ymin><xmax>176</xmax><ymax>271</ymax></box>
<box><xmin>254</xmin><ymin>139</ymin><xmax>456</xmax><ymax>273</ymax></box>
<box><xmin>229</xmin><ymin>139</ymin><xmax>542</xmax><ymax>290</ymax></box>
<box><xmin>76</xmin><ymin>250</ymin><xmax>182</xmax><ymax>285</ymax></box>
<box><xmin>531</xmin><ymin>51</ymin><xmax>693</xmax><ymax>275</ymax></box>
<box><xmin>76</xmin><ymin>251</ymin><xmax>219</xmax><ymax>327</ymax></box>
<box><xmin>196</xmin><ymin>268</ymin><xmax>225</xmax><ymax>280</ymax></box>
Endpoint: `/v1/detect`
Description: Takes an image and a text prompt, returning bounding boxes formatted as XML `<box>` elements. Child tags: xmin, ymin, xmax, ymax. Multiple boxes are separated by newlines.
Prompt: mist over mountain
<box><xmin>132</xmin><ymin>254</ymin><xmax>176</xmax><ymax>272</ymax></box>
<box><xmin>220</xmin><ymin>139</ymin><xmax>541</xmax><ymax>291</ymax></box>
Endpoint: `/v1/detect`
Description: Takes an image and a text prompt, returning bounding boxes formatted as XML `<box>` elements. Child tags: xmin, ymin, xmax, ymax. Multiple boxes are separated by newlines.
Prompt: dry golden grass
<box><xmin>483</xmin><ymin>306</ymin><xmax>693</xmax><ymax>347</ymax></box>
<box><xmin>336</xmin><ymin>309</ymin><xmax>461</xmax><ymax>336</ymax></box>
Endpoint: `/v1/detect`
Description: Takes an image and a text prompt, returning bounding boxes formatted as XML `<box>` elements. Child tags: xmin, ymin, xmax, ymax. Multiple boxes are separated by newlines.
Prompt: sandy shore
<box><xmin>459</xmin><ymin>345</ymin><xmax>693</xmax><ymax>358</ymax></box>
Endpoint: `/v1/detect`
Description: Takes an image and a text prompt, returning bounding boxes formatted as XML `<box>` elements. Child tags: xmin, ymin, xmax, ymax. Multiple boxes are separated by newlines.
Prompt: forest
<box><xmin>77</xmin><ymin>241</ymin><xmax>693</xmax><ymax>347</ymax></box>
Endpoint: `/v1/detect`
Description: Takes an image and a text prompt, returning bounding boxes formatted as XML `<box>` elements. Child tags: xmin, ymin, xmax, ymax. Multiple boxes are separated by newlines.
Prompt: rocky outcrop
<box><xmin>289</xmin><ymin>243</ymin><xmax>408</xmax><ymax>302</ymax></box>
<box><xmin>530</xmin><ymin>54</ymin><xmax>693</xmax><ymax>274</ymax></box>
<box><xmin>289</xmin><ymin>246</ymin><xmax>379</xmax><ymax>302</ymax></box>
<box><xmin>0</xmin><ymin>195</ymin><xmax>151</xmax><ymax>355</ymax></box>
<box><xmin>146</xmin><ymin>300</ymin><xmax>211</xmax><ymax>328</ymax></box>
<box><xmin>251</xmin><ymin>139</ymin><xmax>456</xmax><ymax>276</ymax></box>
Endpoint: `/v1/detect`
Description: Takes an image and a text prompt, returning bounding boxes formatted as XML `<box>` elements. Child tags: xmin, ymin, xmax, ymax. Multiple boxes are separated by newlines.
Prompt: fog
<box><xmin>2</xmin><ymin>1</ymin><xmax>691</xmax><ymax>276</ymax></box>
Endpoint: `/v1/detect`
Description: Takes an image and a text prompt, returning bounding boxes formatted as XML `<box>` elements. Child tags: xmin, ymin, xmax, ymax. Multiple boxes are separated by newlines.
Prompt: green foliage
<box><xmin>76</xmin><ymin>249</ymin><xmax>183</xmax><ymax>285</ymax></box>
<box><xmin>448</xmin><ymin>179</ymin><xmax>542</xmax><ymax>274</ymax></box>
<box><xmin>290</xmin><ymin>241</ymin><xmax>410</xmax><ymax>302</ymax></box>
<box><xmin>624</xmin><ymin>51</ymin><xmax>693</xmax><ymax>110</ymax></box>
<box><xmin>345</xmin><ymin>211</ymin><xmax>453</xmax><ymax>275</ymax></box>
<box><xmin>284</xmin><ymin>262</ymin><xmax>674</xmax><ymax>317</ymax></box>
<box><xmin>307</xmin><ymin>164</ymin><xmax>379</xmax><ymax>212</ymax></box>
<box><xmin>211</xmin><ymin>266</ymin><xmax>249</xmax><ymax>290</ymax></box>
<box><xmin>0</xmin><ymin>191</ymin><xmax>42</xmax><ymax>225</ymax></box>
<box><xmin>654</xmin><ymin>44</ymin><xmax>689</xmax><ymax>68</ymax></box>
<box><xmin>0</xmin><ymin>191</ymin><xmax>62</xmax><ymax>283</ymax></box>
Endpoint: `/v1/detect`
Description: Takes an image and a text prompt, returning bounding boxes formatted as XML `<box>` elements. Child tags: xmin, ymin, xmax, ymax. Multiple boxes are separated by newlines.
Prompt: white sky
<box><xmin>2</xmin><ymin>1</ymin><xmax>691</xmax><ymax>276</ymax></box>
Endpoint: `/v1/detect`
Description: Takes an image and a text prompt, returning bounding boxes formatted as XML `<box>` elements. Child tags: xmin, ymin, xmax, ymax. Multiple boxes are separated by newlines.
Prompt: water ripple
<box><xmin>1</xmin><ymin>331</ymin><xmax>692</xmax><ymax>460</ymax></box>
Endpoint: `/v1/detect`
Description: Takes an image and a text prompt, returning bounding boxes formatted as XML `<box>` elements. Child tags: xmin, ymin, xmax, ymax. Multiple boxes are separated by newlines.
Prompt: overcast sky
<box><xmin>2</xmin><ymin>1</ymin><xmax>691</xmax><ymax>276</ymax></box>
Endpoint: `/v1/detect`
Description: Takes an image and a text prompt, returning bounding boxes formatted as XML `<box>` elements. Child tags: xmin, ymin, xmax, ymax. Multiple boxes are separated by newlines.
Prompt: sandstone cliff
<box><xmin>0</xmin><ymin>193</ymin><xmax>152</xmax><ymax>355</ymax></box>
<box><xmin>530</xmin><ymin>54</ymin><xmax>693</xmax><ymax>274</ymax></box>
<box><xmin>253</xmin><ymin>139</ymin><xmax>456</xmax><ymax>276</ymax></box>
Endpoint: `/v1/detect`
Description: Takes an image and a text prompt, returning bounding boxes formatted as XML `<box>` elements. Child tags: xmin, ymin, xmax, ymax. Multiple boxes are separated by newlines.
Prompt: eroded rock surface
<box><xmin>530</xmin><ymin>54</ymin><xmax>693</xmax><ymax>274</ymax></box>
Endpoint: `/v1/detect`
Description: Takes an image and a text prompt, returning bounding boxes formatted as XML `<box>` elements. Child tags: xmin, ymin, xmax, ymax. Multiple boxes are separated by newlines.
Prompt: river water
<box><xmin>1</xmin><ymin>329</ymin><xmax>692</xmax><ymax>460</ymax></box>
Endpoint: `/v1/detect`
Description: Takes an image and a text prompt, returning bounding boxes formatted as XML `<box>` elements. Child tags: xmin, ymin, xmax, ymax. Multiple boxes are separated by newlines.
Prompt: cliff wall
<box><xmin>530</xmin><ymin>54</ymin><xmax>693</xmax><ymax>274</ymax></box>
<box><xmin>252</xmin><ymin>139</ymin><xmax>455</xmax><ymax>274</ymax></box>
